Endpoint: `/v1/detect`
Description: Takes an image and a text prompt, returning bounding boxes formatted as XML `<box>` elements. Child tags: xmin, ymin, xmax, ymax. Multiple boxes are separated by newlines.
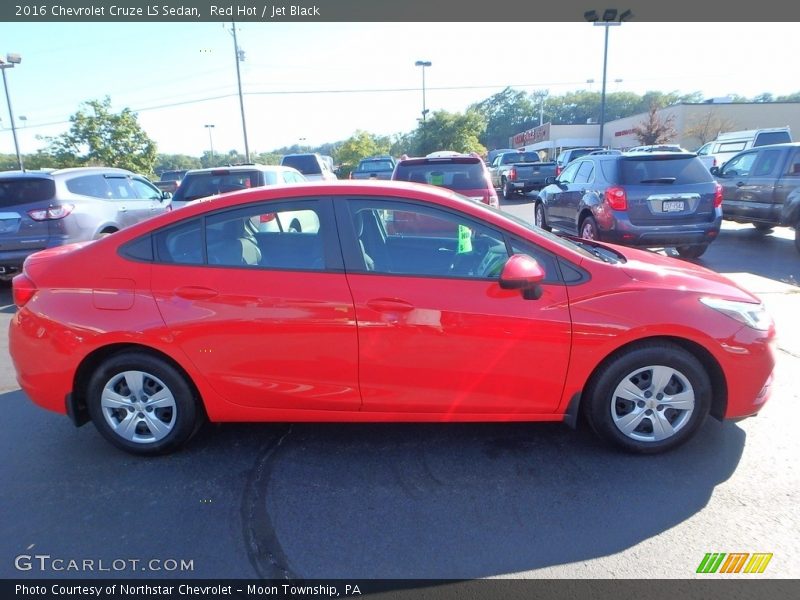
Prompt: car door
<box><xmin>129</xmin><ymin>177</ymin><xmax>169</xmax><ymax>222</ymax></box>
<box><xmin>335</xmin><ymin>197</ymin><xmax>572</xmax><ymax>415</ymax></box>
<box><xmin>105</xmin><ymin>174</ymin><xmax>150</xmax><ymax>228</ymax></box>
<box><xmin>149</xmin><ymin>197</ymin><xmax>361</xmax><ymax>412</ymax></box>
<box><xmin>564</xmin><ymin>160</ymin><xmax>596</xmax><ymax>230</ymax></box>
<box><xmin>716</xmin><ymin>150</ymin><xmax>760</xmax><ymax>220</ymax></box>
<box><xmin>736</xmin><ymin>148</ymin><xmax>785</xmax><ymax>223</ymax></box>
<box><xmin>546</xmin><ymin>160</ymin><xmax>581</xmax><ymax>230</ymax></box>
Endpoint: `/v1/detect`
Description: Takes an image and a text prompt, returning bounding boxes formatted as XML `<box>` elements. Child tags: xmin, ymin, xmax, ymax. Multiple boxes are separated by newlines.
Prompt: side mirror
<box><xmin>161</xmin><ymin>191</ymin><xmax>172</xmax><ymax>201</ymax></box>
<box><xmin>709</xmin><ymin>166</ymin><xmax>720</xmax><ymax>176</ymax></box>
<box><xmin>545</xmin><ymin>176</ymin><xmax>557</xmax><ymax>186</ymax></box>
<box><xmin>499</xmin><ymin>254</ymin><xmax>545</xmax><ymax>300</ymax></box>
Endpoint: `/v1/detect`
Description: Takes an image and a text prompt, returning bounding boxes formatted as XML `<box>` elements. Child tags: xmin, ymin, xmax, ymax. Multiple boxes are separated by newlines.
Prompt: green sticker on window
<box><xmin>457</xmin><ymin>225</ymin><xmax>473</xmax><ymax>253</ymax></box>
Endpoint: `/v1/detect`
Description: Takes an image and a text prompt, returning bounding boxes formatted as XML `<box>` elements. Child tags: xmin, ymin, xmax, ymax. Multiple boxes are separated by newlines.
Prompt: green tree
<box><xmin>413</xmin><ymin>109</ymin><xmax>487</xmax><ymax>156</ymax></box>
<box><xmin>470</xmin><ymin>87</ymin><xmax>537</xmax><ymax>149</ymax></box>
<box><xmin>155</xmin><ymin>154</ymin><xmax>202</xmax><ymax>174</ymax></box>
<box><xmin>43</xmin><ymin>97</ymin><xmax>157</xmax><ymax>175</ymax></box>
<box><xmin>336</xmin><ymin>130</ymin><xmax>392</xmax><ymax>171</ymax></box>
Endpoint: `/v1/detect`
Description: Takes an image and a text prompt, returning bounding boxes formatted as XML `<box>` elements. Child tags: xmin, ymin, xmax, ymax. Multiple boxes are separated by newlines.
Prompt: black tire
<box><xmin>794</xmin><ymin>226</ymin><xmax>800</xmax><ymax>254</ymax></box>
<box><xmin>579</xmin><ymin>215</ymin><xmax>600</xmax><ymax>241</ymax></box>
<box><xmin>753</xmin><ymin>223</ymin><xmax>774</xmax><ymax>233</ymax></box>
<box><xmin>584</xmin><ymin>342</ymin><xmax>711</xmax><ymax>454</ymax></box>
<box><xmin>534</xmin><ymin>202</ymin><xmax>551</xmax><ymax>231</ymax></box>
<box><xmin>675</xmin><ymin>244</ymin><xmax>709</xmax><ymax>259</ymax></box>
<box><xmin>86</xmin><ymin>351</ymin><xmax>201</xmax><ymax>456</ymax></box>
<box><xmin>288</xmin><ymin>219</ymin><xmax>302</xmax><ymax>233</ymax></box>
<box><xmin>502</xmin><ymin>179</ymin><xmax>514</xmax><ymax>200</ymax></box>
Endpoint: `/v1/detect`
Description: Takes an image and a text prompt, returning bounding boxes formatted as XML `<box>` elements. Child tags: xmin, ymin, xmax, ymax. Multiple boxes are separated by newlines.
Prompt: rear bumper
<box><xmin>599</xmin><ymin>210</ymin><xmax>722</xmax><ymax>247</ymax></box>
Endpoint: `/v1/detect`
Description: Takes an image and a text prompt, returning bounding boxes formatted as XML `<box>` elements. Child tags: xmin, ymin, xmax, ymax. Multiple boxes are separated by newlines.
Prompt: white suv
<box><xmin>280</xmin><ymin>153</ymin><xmax>338</xmax><ymax>181</ymax></box>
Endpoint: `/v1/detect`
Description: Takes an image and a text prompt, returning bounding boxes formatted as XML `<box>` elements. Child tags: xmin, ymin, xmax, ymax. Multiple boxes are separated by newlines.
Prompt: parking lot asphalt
<box><xmin>0</xmin><ymin>211</ymin><xmax>798</xmax><ymax>580</ymax></box>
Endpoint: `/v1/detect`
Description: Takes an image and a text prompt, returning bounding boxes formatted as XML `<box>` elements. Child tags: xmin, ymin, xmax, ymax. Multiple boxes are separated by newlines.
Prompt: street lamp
<box><xmin>204</xmin><ymin>124</ymin><xmax>215</xmax><ymax>163</ymax></box>
<box><xmin>414</xmin><ymin>60</ymin><xmax>432</xmax><ymax>122</ymax></box>
<box><xmin>584</xmin><ymin>9</ymin><xmax>633</xmax><ymax>147</ymax></box>
<box><xmin>0</xmin><ymin>52</ymin><xmax>23</xmax><ymax>170</ymax></box>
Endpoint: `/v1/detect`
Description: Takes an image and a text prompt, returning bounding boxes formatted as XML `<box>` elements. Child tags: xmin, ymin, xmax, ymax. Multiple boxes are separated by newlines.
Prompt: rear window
<box><xmin>160</xmin><ymin>171</ymin><xmax>186</xmax><ymax>182</ymax></box>
<box><xmin>281</xmin><ymin>155</ymin><xmax>322</xmax><ymax>175</ymax></box>
<box><xmin>618</xmin><ymin>156</ymin><xmax>713</xmax><ymax>185</ymax></box>
<box><xmin>358</xmin><ymin>160</ymin><xmax>394</xmax><ymax>172</ymax></box>
<box><xmin>173</xmin><ymin>171</ymin><xmax>259</xmax><ymax>203</ymax></box>
<box><xmin>501</xmin><ymin>153</ymin><xmax>540</xmax><ymax>164</ymax></box>
<box><xmin>568</xmin><ymin>149</ymin><xmax>597</xmax><ymax>162</ymax></box>
<box><xmin>754</xmin><ymin>131</ymin><xmax>791</xmax><ymax>147</ymax></box>
<box><xmin>0</xmin><ymin>178</ymin><xmax>56</xmax><ymax>207</ymax></box>
<box><xmin>393</xmin><ymin>160</ymin><xmax>487</xmax><ymax>190</ymax></box>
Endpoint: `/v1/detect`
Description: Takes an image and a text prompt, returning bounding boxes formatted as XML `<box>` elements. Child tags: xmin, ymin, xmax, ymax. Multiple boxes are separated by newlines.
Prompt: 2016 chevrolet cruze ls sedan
<box><xmin>9</xmin><ymin>181</ymin><xmax>775</xmax><ymax>456</ymax></box>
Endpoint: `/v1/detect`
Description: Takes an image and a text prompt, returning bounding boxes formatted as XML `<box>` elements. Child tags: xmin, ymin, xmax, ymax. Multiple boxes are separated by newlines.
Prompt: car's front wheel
<box><xmin>534</xmin><ymin>202</ymin><xmax>551</xmax><ymax>231</ymax></box>
<box><xmin>579</xmin><ymin>215</ymin><xmax>599</xmax><ymax>241</ymax></box>
<box><xmin>584</xmin><ymin>342</ymin><xmax>711</xmax><ymax>453</ymax></box>
<box><xmin>86</xmin><ymin>352</ymin><xmax>201</xmax><ymax>455</ymax></box>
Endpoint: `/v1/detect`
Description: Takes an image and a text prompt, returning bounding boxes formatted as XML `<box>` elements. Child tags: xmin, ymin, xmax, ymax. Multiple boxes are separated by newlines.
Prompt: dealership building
<box><xmin>512</xmin><ymin>102</ymin><xmax>800</xmax><ymax>158</ymax></box>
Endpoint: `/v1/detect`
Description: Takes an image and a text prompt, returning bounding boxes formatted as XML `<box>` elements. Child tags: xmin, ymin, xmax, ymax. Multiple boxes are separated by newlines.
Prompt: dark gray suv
<box><xmin>0</xmin><ymin>167</ymin><xmax>170</xmax><ymax>279</ymax></box>
<box><xmin>535</xmin><ymin>151</ymin><xmax>723</xmax><ymax>259</ymax></box>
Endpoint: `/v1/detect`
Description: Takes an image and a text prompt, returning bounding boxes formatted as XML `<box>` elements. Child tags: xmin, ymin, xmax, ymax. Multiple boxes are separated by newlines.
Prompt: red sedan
<box><xmin>9</xmin><ymin>181</ymin><xmax>775</xmax><ymax>455</ymax></box>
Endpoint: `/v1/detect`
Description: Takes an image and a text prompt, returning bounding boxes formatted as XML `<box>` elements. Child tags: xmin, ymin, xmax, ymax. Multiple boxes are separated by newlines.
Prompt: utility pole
<box><xmin>230</xmin><ymin>22</ymin><xmax>250</xmax><ymax>162</ymax></box>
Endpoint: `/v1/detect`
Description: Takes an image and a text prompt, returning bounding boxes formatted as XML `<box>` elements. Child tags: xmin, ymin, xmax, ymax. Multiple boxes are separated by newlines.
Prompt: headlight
<box><xmin>699</xmin><ymin>297</ymin><xmax>772</xmax><ymax>331</ymax></box>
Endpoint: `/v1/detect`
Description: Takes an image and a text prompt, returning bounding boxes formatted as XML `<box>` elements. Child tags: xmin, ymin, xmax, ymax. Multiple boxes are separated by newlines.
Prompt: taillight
<box><xmin>604</xmin><ymin>186</ymin><xmax>627</xmax><ymax>210</ymax></box>
<box><xmin>488</xmin><ymin>189</ymin><xmax>499</xmax><ymax>207</ymax></box>
<box><xmin>555</xmin><ymin>165</ymin><xmax>562</xmax><ymax>177</ymax></box>
<box><xmin>259</xmin><ymin>213</ymin><xmax>277</xmax><ymax>223</ymax></box>
<box><xmin>27</xmin><ymin>203</ymin><xmax>75</xmax><ymax>221</ymax></box>
<box><xmin>509</xmin><ymin>167</ymin><xmax>517</xmax><ymax>181</ymax></box>
<box><xmin>12</xmin><ymin>274</ymin><xmax>37</xmax><ymax>307</ymax></box>
<box><xmin>714</xmin><ymin>182</ymin><xmax>723</xmax><ymax>208</ymax></box>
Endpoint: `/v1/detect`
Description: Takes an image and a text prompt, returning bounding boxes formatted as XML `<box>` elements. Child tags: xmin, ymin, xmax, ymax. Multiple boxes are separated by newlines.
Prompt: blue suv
<box><xmin>535</xmin><ymin>151</ymin><xmax>723</xmax><ymax>259</ymax></box>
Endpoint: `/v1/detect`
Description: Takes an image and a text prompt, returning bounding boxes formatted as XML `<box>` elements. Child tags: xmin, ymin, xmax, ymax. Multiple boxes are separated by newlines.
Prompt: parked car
<box><xmin>712</xmin><ymin>142</ymin><xmax>800</xmax><ymax>252</ymax></box>
<box><xmin>170</xmin><ymin>164</ymin><xmax>305</xmax><ymax>209</ymax></box>
<box><xmin>696</xmin><ymin>127</ymin><xmax>792</xmax><ymax>170</ymax></box>
<box><xmin>9</xmin><ymin>181</ymin><xmax>775</xmax><ymax>457</ymax></box>
<box><xmin>0</xmin><ymin>167</ymin><xmax>171</xmax><ymax>280</ymax></box>
<box><xmin>535</xmin><ymin>151</ymin><xmax>722</xmax><ymax>259</ymax></box>
<box><xmin>350</xmin><ymin>156</ymin><xmax>396</xmax><ymax>180</ymax></box>
<box><xmin>154</xmin><ymin>169</ymin><xmax>188</xmax><ymax>194</ymax></box>
<box><xmin>488</xmin><ymin>151</ymin><xmax>557</xmax><ymax>199</ymax></box>
<box><xmin>280</xmin><ymin>153</ymin><xmax>338</xmax><ymax>181</ymax></box>
<box><xmin>555</xmin><ymin>147</ymin><xmax>605</xmax><ymax>176</ymax></box>
<box><xmin>392</xmin><ymin>153</ymin><xmax>499</xmax><ymax>208</ymax></box>
<box><xmin>627</xmin><ymin>145</ymin><xmax>688</xmax><ymax>153</ymax></box>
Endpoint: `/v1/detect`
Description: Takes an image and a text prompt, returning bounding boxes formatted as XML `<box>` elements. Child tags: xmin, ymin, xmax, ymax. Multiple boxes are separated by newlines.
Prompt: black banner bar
<box><xmin>2</xmin><ymin>0</ymin><xmax>800</xmax><ymax>22</ymax></box>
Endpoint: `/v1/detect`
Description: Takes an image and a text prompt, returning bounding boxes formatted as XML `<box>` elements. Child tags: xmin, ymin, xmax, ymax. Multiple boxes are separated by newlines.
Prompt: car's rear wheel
<box><xmin>794</xmin><ymin>226</ymin><xmax>800</xmax><ymax>254</ymax></box>
<box><xmin>502</xmin><ymin>179</ymin><xmax>514</xmax><ymax>199</ymax></box>
<box><xmin>86</xmin><ymin>352</ymin><xmax>201</xmax><ymax>455</ymax></box>
<box><xmin>579</xmin><ymin>215</ymin><xmax>599</xmax><ymax>240</ymax></box>
<box><xmin>534</xmin><ymin>202</ymin><xmax>551</xmax><ymax>231</ymax></box>
<box><xmin>584</xmin><ymin>342</ymin><xmax>711</xmax><ymax>454</ymax></box>
<box><xmin>675</xmin><ymin>244</ymin><xmax>709</xmax><ymax>259</ymax></box>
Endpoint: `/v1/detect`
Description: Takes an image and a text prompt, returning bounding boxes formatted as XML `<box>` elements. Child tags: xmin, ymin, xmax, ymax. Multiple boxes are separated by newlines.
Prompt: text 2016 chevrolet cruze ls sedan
<box><xmin>9</xmin><ymin>181</ymin><xmax>775</xmax><ymax>456</ymax></box>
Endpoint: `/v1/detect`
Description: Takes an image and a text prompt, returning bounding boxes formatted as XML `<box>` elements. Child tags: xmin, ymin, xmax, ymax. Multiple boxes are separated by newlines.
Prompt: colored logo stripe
<box><xmin>697</xmin><ymin>552</ymin><xmax>773</xmax><ymax>574</ymax></box>
<box><xmin>744</xmin><ymin>553</ymin><xmax>773</xmax><ymax>574</ymax></box>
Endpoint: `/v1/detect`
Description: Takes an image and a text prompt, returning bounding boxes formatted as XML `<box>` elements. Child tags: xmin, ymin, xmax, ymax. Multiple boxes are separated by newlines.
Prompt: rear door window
<box><xmin>66</xmin><ymin>174</ymin><xmax>112</xmax><ymax>198</ymax></box>
<box><xmin>0</xmin><ymin>178</ymin><xmax>55</xmax><ymax>207</ymax></box>
<box><xmin>619</xmin><ymin>157</ymin><xmax>713</xmax><ymax>184</ymax></box>
<box><xmin>754</xmin><ymin>131</ymin><xmax>791</xmax><ymax>147</ymax></box>
<box><xmin>752</xmin><ymin>150</ymin><xmax>782</xmax><ymax>177</ymax></box>
<box><xmin>282</xmin><ymin>155</ymin><xmax>322</xmax><ymax>175</ymax></box>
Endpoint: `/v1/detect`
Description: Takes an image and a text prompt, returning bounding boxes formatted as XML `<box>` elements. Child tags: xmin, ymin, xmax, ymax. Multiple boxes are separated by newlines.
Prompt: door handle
<box><xmin>366</xmin><ymin>298</ymin><xmax>415</xmax><ymax>313</ymax></box>
<box><xmin>174</xmin><ymin>286</ymin><xmax>219</xmax><ymax>300</ymax></box>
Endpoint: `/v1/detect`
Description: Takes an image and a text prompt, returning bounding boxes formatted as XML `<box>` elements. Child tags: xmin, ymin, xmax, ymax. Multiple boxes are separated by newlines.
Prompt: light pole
<box><xmin>584</xmin><ymin>9</ymin><xmax>632</xmax><ymax>147</ymax></box>
<box><xmin>0</xmin><ymin>53</ymin><xmax>23</xmax><ymax>170</ymax></box>
<box><xmin>204</xmin><ymin>124</ymin><xmax>215</xmax><ymax>163</ymax></box>
<box><xmin>229</xmin><ymin>22</ymin><xmax>250</xmax><ymax>162</ymax></box>
<box><xmin>414</xmin><ymin>60</ymin><xmax>432</xmax><ymax>122</ymax></box>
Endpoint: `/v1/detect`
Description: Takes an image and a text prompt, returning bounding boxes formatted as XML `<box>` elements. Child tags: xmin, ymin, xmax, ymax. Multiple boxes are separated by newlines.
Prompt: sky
<box><xmin>1</xmin><ymin>21</ymin><xmax>799</xmax><ymax>158</ymax></box>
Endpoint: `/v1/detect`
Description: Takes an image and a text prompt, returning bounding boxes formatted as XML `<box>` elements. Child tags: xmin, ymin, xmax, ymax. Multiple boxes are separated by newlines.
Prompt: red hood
<box><xmin>608</xmin><ymin>245</ymin><xmax>761</xmax><ymax>304</ymax></box>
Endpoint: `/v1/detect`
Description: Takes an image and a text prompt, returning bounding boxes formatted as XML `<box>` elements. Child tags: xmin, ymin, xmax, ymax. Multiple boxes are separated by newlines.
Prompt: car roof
<box><xmin>50</xmin><ymin>166</ymin><xmax>136</xmax><ymax>177</ymax></box>
<box><xmin>398</xmin><ymin>156</ymin><xmax>482</xmax><ymax>165</ymax></box>
<box><xmin>184</xmin><ymin>164</ymin><xmax>299</xmax><ymax>175</ymax></box>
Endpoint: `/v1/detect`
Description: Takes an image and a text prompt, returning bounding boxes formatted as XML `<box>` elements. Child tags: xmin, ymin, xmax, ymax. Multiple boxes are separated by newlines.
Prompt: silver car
<box><xmin>0</xmin><ymin>167</ymin><xmax>171</xmax><ymax>280</ymax></box>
